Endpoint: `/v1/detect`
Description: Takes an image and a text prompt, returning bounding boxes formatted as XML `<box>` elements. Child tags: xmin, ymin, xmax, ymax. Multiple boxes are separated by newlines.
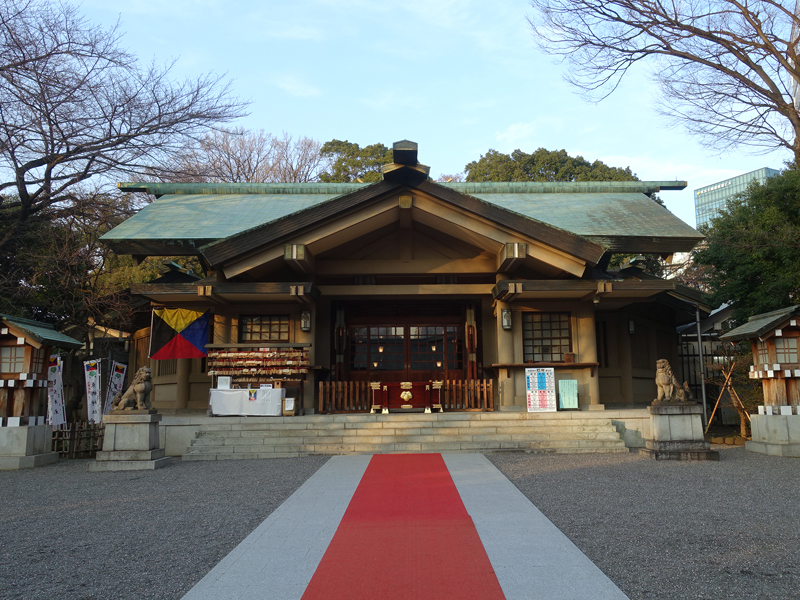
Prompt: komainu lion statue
<box><xmin>112</xmin><ymin>367</ymin><xmax>153</xmax><ymax>410</ymax></box>
<box><xmin>654</xmin><ymin>359</ymin><xmax>692</xmax><ymax>403</ymax></box>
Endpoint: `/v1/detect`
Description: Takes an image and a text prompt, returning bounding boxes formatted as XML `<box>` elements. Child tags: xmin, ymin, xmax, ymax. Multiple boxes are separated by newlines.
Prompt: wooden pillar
<box><xmin>297</xmin><ymin>306</ymin><xmax>315</xmax><ymax>413</ymax></box>
<box><xmin>619</xmin><ymin>318</ymin><xmax>634</xmax><ymax>404</ymax></box>
<box><xmin>496</xmin><ymin>300</ymin><xmax>516</xmax><ymax>408</ymax></box>
<box><xmin>175</xmin><ymin>359</ymin><xmax>191</xmax><ymax>409</ymax></box>
<box><xmin>582</xmin><ymin>306</ymin><xmax>602</xmax><ymax>409</ymax></box>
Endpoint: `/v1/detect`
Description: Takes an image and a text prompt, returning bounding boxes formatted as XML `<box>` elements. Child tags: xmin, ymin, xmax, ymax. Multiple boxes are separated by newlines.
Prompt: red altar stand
<box><xmin>369</xmin><ymin>381</ymin><xmax>444</xmax><ymax>414</ymax></box>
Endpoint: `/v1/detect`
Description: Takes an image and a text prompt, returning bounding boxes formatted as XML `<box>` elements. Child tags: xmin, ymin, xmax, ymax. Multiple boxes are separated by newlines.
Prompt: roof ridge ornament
<box><xmin>382</xmin><ymin>140</ymin><xmax>431</xmax><ymax>185</ymax></box>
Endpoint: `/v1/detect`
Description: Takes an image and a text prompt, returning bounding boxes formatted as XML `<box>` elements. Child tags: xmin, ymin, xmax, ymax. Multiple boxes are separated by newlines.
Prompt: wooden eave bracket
<box><xmin>290</xmin><ymin>284</ymin><xmax>314</xmax><ymax>305</ymax></box>
<box><xmin>580</xmin><ymin>281</ymin><xmax>613</xmax><ymax>302</ymax></box>
<box><xmin>197</xmin><ymin>285</ymin><xmax>230</xmax><ymax>305</ymax></box>
<box><xmin>284</xmin><ymin>244</ymin><xmax>315</xmax><ymax>274</ymax></box>
<box><xmin>497</xmin><ymin>242</ymin><xmax>527</xmax><ymax>273</ymax></box>
<box><xmin>493</xmin><ymin>281</ymin><xmax>524</xmax><ymax>302</ymax></box>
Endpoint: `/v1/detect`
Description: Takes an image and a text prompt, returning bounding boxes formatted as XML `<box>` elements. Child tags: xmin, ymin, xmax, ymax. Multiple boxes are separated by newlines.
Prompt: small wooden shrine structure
<box><xmin>0</xmin><ymin>314</ymin><xmax>82</xmax><ymax>420</ymax></box>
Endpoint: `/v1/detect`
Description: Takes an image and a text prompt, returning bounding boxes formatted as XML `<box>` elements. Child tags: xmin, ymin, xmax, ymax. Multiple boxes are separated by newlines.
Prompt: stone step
<box><xmin>183</xmin><ymin>443</ymin><xmax>629</xmax><ymax>461</ymax></box>
<box><xmin>189</xmin><ymin>430</ymin><xmax>624</xmax><ymax>447</ymax></box>
<box><xmin>182</xmin><ymin>411</ymin><xmax>628</xmax><ymax>460</ymax></box>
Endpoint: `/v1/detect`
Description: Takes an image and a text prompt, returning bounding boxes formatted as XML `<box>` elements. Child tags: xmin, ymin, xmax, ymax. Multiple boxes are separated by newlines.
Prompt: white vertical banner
<box><xmin>104</xmin><ymin>362</ymin><xmax>127</xmax><ymax>415</ymax></box>
<box><xmin>84</xmin><ymin>359</ymin><xmax>102</xmax><ymax>424</ymax></box>
<box><xmin>47</xmin><ymin>355</ymin><xmax>66</xmax><ymax>427</ymax></box>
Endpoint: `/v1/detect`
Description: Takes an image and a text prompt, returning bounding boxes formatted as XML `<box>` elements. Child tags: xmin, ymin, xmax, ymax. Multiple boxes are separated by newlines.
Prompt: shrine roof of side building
<box><xmin>104</xmin><ymin>180</ymin><xmax>702</xmax><ymax>253</ymax></box>
<box><xmin>720</xmin><ymin>305</ymin><xmax>800</xmax><ymax>342</ymax></box>
<box><xmin>0</xmin><ymin>314</ymin><xmax>83</xmax><ymax>349</ymax></box>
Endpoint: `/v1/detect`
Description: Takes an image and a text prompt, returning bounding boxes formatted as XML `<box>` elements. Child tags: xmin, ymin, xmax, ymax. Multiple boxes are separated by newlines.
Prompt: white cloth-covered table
<box><xmin>209</xmin><ymin>388</ymin><xmax>284</xmax><ymax>416</ymax></box>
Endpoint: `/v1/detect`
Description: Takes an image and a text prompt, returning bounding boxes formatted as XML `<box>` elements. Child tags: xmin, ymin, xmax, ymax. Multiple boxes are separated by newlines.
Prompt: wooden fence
<box><xmin>318</xmin><ymin>380</ymin><xmax>494</xmax><ymax>413</ymax></box>
<box><xmin>51</xmin><ymin>422</ymin><xmax>104</xmax><ymax>458</ymax></box>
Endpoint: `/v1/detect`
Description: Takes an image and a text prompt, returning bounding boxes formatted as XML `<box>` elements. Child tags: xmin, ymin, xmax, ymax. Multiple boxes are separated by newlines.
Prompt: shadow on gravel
<box><xmin>488</xmin><ymin>448</ymin><xmax>800</xmax><ymax>600</ymax></box>
<box><xmin>0</xmin><ymin>456</ymin><xmax>330</xmax><ymax>600</ymax></box>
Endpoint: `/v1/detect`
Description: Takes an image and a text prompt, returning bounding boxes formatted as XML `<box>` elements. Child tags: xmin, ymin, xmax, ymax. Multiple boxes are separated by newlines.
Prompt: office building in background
<box><xmin>694</xmin><ymin>167</ymin><xmax>780</xmax><ymax>228</ymax></box>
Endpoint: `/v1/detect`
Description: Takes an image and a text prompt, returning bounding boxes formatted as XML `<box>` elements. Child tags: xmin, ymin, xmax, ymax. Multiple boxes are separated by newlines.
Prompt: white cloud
<box><xmin>273</xmin><ymin>75</ymin><xmax>321</xmax><ymax>98</ymax></box>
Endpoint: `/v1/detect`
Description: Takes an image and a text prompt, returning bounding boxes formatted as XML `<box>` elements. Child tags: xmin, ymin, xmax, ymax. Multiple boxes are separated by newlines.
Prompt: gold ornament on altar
<box><xmin>400</xmin><ymin>390</ymin><xmax>413</xmax><ymax>402</ymax></box>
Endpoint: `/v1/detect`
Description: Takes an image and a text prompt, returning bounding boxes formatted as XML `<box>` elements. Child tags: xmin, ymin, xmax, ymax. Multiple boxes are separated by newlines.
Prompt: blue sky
<box><xmin>82</xmin><ymin>0</ymin><xmax>789</xmax><ymax>228</ymax></box>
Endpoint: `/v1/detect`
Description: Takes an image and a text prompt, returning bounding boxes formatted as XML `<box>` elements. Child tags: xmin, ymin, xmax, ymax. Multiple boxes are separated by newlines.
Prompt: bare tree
<box><xmin>270</xmin><ymin>132</ymin><xmax>330</xmax><ymax>183</ymax></box>
<box><xmin>436</xmin><ymin>173</ymin><xmax>466</xmax><ymax>182</ymax></box>
<box><xmin>0</xmin><ymin>0</ymin><xmax>247</xmax><ymax>254</ymax></box>
<box><xmin>167</xmin><ymin>129</ymin><xmax>330</xmax><ymax>183</ymax></box>
<box><xmin>170</xmin><ymin>127</ymin><xmax>275</xmax><ymax>183</ymax></box>
<box><xmin>528</xmin><ymin>0</ymin><xmax>800</xmax><ymax>162</ymax></box>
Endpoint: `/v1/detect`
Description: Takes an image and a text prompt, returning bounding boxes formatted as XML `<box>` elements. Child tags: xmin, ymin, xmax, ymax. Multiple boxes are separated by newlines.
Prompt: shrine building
<box><xmin>101</xmin><ymin>140</ymin><xmax>708</xmax><ymax>416</ymax></box>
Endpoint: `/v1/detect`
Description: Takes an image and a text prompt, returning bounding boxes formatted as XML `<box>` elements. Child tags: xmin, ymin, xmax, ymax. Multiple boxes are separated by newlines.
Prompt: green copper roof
<box><xmin>104</xmin><ymin>180</ymin><xmax>701</xmax><ymax>256</ymax></box>
<box><xmin>103</xmin><ymin>192</ymin><xmax>343</xmax><ymax>243</ymax></box>
<box><xmin>468</xmin><ymin>191</ymin><xmax>699</xmax><ymax>241</ymax></box>
<box><xmin>719</xmin><ymin>305</ymin><xmax>800</xmax><ymax>342</ymax></box>
<box><xmin>1</xmin><ymin>314</ymin><xmax>83</xmax><ymax>349</ymax></box>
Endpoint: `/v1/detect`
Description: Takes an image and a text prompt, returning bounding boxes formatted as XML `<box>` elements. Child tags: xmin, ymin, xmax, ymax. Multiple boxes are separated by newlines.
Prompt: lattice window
<box><xmin>522</xmin><ymin>313</ymin><xmax>571</xmax><ymax>362</ymax></box>
<box><xmin>756</xmin><ymin>340</ymin><xmax>770</xmax><ymax>365</ymax></box>
<box><xmin>30</xmin><ymin>346</ymin><xmax>46</xmax><ymax>374</ymax></box>
<box><xmin>240</xmin><ymin>315</ymin><xmax>290</xmax><ymax>342</ymax></box>
<box><xmin>1</xmin><ymin>346</ymin><xmax>25</xmax><ymax>372</ymax></box>
<box><xmin>775</xmin><ymin>338</ymin><xmax>798</xmax><ymax>364</ymax></box>
<box><xmin>369</xmin><ymin>326</ymin><xmax>405</xmax><ymax>371</ymax></box>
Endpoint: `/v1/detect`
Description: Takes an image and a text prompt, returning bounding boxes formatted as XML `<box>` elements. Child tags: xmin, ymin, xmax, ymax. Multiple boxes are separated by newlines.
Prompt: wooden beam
<box><xmin>284</xmin><ymin>244</ymin><xmax>315</xmax><ymax>274</ymax></box>
<box><xmin>399</xmin><ymin>194</ymin><xmax>413</xmax><ymax>262</ymax></box>
<box><xmin>196</xmin><ymin>285</ymin><xmax>230</xmax><ymax>305</ymax></box>
<box><xmin>315</xmin><ymin>258</ymin><xmax>497</xmax><ymax>275</ymax></box>
<box><xmin>497</xmin><ymin>243</ymin><xmax>527</xmax><ymax>273</ymax></box>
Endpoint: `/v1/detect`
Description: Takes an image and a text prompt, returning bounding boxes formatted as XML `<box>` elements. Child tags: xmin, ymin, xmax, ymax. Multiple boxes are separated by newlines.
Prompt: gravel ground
<box><xmin>1</xmin><ymin>448</ymin><xmax>797</xmax><ymax>600</ymax></box>
<box><xmin>0</xmin><ymin>456</ymin><xmax>329</xmax><ymax>600</ymax></box>
<box><xmin>489</xmin><ymin>447</ymin><xmax>800</xmax><ymax>600</ymax></box>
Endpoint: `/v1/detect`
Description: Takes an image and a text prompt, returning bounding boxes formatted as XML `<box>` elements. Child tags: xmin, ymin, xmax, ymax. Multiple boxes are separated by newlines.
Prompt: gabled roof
<box><xmin>103</xmin><ymin>178</ymin><xmax>701</xmax><ymax>258</ymax></box>
<box><xmin>719</xmin><ymin>305</ymin><xmax>800</xmax><ymax>342</ymax></box>
<box><xmin>200</xmin><ymin>180</ymin><xmax>605</xmax><ymax>269</ymax></box>
<box><xmin>1</xmin><ymin>314</ymin><xmax>83</xmax><ymax>349</ymax></box>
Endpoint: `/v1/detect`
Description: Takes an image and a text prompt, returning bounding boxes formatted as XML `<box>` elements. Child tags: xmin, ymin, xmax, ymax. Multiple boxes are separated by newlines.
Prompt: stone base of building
<box><xmin>0</xmin><ymin>423</ymin><xmax>59</xmax><ymax>470</ymax></box>
<box><xmin>641</xmin><ymin>402</ymin><xmax>719</xmax><ymax>461</ymax></box>
<box><xmin>746</xmin><ymin>414</ymin><xmax>800</xmax><ymax>457</ymax></box>
<box><xmin>88</xmin><ymin>411</ymin><xmax>171</xmax><ymax>472</ymax></box>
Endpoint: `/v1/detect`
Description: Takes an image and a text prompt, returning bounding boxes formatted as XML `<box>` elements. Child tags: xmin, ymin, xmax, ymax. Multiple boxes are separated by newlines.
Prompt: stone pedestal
<box><xmin>0</xmin><ymin>423</ymin><xmax>59</xmax><ymax>470</ymax></box>
<box><xmin>88</xmin><ymin>410</ymin><xmax>171</xmax><ymax>471</ymax></box>
<box><xmin>639</xmin><ymin>402</ymin><xmax>719</xmax><ymax>461</ymax></box>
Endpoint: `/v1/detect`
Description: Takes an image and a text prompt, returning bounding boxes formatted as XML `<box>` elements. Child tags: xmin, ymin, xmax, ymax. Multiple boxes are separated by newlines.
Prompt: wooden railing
<box><xmin>441</xmin><ymin>379</ymin><xmax>494</xmax><ymax>411</ymax></box>
<box><xmin>318</xmin><ymin>381</ymin><xmax>373</xmax><ymax>413</ymax></box>
<box><xmin>318</xmin><ymin>380</ymin><xmax>494</xmax><ymax>413</ymax></box>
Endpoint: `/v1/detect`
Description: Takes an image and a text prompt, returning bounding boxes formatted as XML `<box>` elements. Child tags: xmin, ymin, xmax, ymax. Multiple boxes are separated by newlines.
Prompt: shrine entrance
<box><xmin>333</xmin><ymin>301</ymin><xmax>478</xmax><ymax>384</ymax></box>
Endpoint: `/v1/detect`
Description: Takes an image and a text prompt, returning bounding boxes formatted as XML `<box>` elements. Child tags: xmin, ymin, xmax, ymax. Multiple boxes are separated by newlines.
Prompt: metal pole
<box><xmin>695</xmin><ymin>304</ymin><xmax>708</xmax><ymax>427</ymax></box>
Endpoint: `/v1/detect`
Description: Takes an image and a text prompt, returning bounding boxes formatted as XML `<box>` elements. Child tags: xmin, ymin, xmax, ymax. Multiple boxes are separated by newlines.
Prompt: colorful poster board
<box><xmin>525</xmin><ymin>367</ymin><xmax>556</xmax><ymax>412</ymax></box>
<box><xmin>558</xmin><ymin>379</ymin><xmax>579</xmax><ymax>410</ymax></box>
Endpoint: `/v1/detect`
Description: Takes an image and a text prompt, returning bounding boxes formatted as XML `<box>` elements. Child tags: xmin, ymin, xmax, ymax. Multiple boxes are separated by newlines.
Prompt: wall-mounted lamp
<box><xmin>501</xmin><ymin>308</ymin><xmax>512</xmax><ymax>330</ymax></box>
<box><xmin>300</xmin><ymin>311</ymin><xmax>312</xmax><ymax>332</ymax></box>
<box><xmin>628</xmin><ymin>319</ymin><xmax>635</xmax><ymax>334</ymax></box>
<box><xmin>436</xmin><ymin>361</ymin><xmax>442</xmax><ymax>368</ymax></box>
<box><xmin>378</xmin><ymin>345</ymin><xmax>384</xmax><ymax>353</ymax></box>
<box><xmin>431</xmin><ymin>344</ymin><xmax>436</xmax><ymax>352</ymax></box>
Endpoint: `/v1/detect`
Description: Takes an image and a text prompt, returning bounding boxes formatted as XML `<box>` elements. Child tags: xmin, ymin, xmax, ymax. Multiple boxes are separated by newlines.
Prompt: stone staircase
<box><xmin>182</xmin><ymin>412</ymin><xmax>629</xmax><ymax>460</ymax></box>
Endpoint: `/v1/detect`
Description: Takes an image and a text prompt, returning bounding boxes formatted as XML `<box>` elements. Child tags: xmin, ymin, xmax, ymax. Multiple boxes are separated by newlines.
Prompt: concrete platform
<box><xmin>181</xmin><ymin>453</ymin><xmax>629</xmax><ymax>600</ymax></box>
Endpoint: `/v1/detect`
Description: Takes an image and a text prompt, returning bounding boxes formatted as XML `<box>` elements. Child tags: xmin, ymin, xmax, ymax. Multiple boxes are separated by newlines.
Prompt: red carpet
<box><xmin>301</xmin><ymin>454</ymin><xmax>506</xmax><ymax>600</ymax></box>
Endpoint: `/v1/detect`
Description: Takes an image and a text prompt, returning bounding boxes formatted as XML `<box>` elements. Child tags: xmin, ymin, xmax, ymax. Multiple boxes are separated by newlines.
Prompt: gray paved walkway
<box><xmin>182</xmin><ymin>454</ymin><xmax>629</xmax><ymax>600</ymax></box>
